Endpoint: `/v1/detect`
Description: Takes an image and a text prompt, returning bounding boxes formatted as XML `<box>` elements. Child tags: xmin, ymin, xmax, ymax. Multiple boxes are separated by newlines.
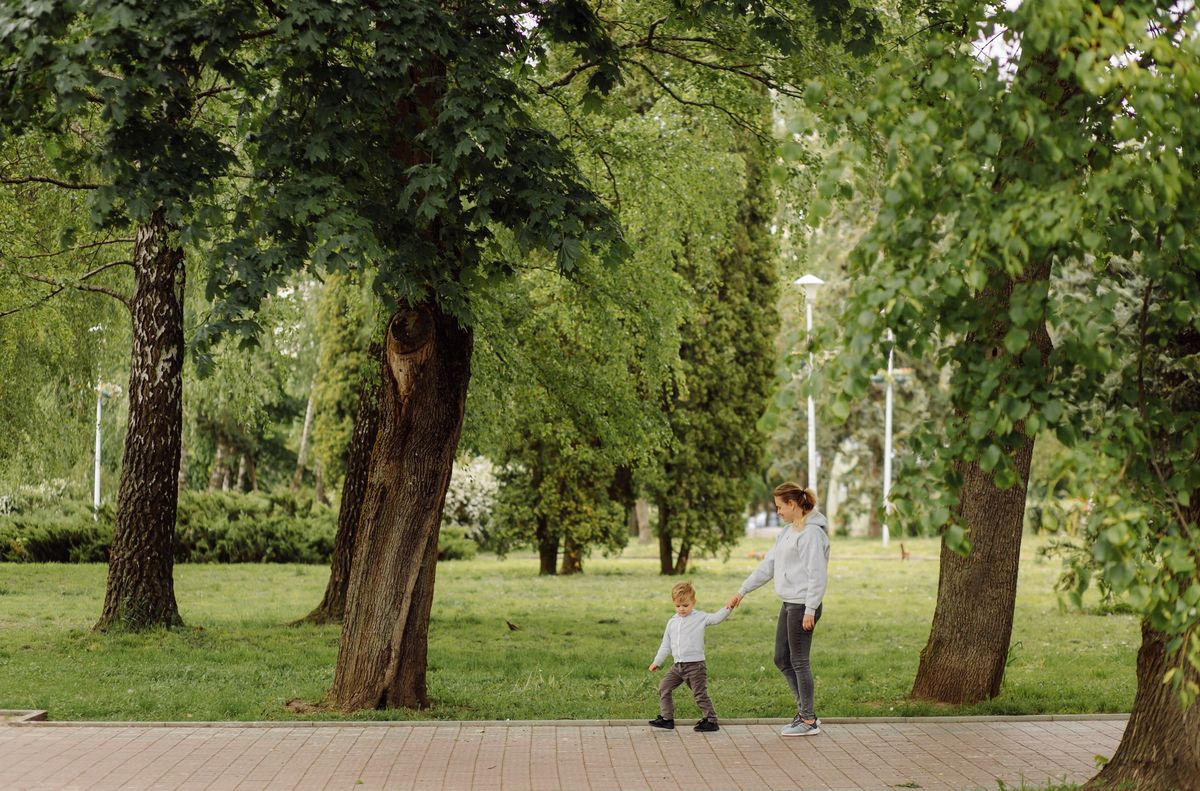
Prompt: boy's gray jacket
<box><xmin>653</xmin><ymin>608</ymin><xmax>730</xmax><ymax>667</ymax></box>
<box><xmin>738</xmin><ymin>511</ymin><xmax>830</xmax><ymax>615</ymax></box>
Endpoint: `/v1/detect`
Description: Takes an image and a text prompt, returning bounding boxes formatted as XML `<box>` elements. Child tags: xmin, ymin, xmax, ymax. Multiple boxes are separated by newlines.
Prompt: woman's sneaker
<box><xmin>649</xmin><ymin>716</ymin><xmax>675</xmax><ymax>730</ymax></box>
<box><xmin>693</xmin><ymin>719</ymin><xmax>719</xmax><ymax>732</ymax></box>
<box><xmin>780</xmin><ymin>715</ymin><xmax>820</xmax><ymax>737</ymax></box>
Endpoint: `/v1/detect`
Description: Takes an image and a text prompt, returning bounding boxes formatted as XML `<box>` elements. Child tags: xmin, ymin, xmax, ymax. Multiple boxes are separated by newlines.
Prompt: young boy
<box><xmin>648</xmin><ymin>581</ymin><xmax>731</xmax><ymax>732</ymax></box>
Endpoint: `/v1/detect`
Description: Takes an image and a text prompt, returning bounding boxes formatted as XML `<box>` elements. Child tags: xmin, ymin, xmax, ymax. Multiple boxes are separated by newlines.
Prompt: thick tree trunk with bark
<box><xmin>672</xmin><ymin>541</ymin><xmax>690</xmax><ymax>575</ymax></box>
<box><xmin>910</xmin><ymin>443</ymin><xmax>1035</xmax><ymax>702</ymax></box>
<box><xmin>658</xmin><ymin>504</ymin><xmax>674</xmax><ymax>575</ymax></box>
<box><xmin>536</xmin><ymin>517</ymin><xmax>559</xmax><ymax>576</ymax></box>
<box><xmin>1084</xmin><ymin>622</ymin><xmax>1200</xmax><ymax>790</ymax></box>
<box><xmin>911</xmin><ymin>273</ymin><xmax>1052</xmax><ymax>703</ymax></box>
<box><xmin>299</xmin><ymin>354</ymin><xmax>382</xmax><ymax>625</ymax></box>
<box><xmin>326</xmin><ymin>303</ymin><xmax>471</xmax><ymax>711</ymax></box>
<box><xmin>560</xmin><ymin>538</ymin><xmax>583</xmax><ymax>575</ymax></box>
<box><xmin>96</xmin><ymin>210</ymin><xmax>185</xmax><ymax>631</ymax></box>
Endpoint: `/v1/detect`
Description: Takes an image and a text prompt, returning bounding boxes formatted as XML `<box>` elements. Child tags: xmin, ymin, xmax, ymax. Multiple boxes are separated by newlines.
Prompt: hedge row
<box><xmin>0</xmin><ymin>489</ymin><xmax>477</xmax><ymax>563</ymax></box>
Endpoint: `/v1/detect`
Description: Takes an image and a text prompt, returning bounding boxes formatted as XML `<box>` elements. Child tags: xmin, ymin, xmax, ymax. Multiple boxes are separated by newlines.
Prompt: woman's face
<box><xmin>774</xmin><ymin>496</ymin><xmax>802</xmax><ymax>525</ymax></box>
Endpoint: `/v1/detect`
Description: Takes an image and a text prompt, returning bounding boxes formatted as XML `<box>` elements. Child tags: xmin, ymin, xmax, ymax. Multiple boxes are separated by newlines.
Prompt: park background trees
<box><xmin>810</xmin><ymin>0</ymin><xmax>1200</xmax><ymax>785</ymax></box>
<box><xmin>4</xmin><ymin>1</ymin><xmax>1197</xmax><ymax>786</ymax></box>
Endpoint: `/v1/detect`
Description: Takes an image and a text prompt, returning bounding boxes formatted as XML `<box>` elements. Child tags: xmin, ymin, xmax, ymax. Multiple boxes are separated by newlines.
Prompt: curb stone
<box><xmin>3</xmin><ymin>712</ymin><xmax>1129</xmax><ymax>728</ymax></box>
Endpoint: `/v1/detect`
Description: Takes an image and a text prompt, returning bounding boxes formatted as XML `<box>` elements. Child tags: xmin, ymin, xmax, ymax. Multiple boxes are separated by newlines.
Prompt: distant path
<box><xmin>0</xmin><ymin>715</ymin><xmax>1125</xmax><ymax>790</ymax></box>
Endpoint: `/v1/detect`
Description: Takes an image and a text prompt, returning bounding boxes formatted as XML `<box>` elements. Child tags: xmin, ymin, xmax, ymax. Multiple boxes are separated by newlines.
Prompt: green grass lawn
<box><xmin>0</xmin><ymin>535</ymin><xmax>1137</xmax><ymax>722</ymax></box>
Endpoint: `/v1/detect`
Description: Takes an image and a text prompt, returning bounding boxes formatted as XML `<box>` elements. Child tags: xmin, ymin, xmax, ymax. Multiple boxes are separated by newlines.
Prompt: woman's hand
<box><xmin>727</xmin><ymin>593</ymin><xmax>743</xmax><ymax>610</ymax></box>
<box><xmin>802</xmin><ymin>614</ymin><xmax>815</xmax><ymax>631</ymax></box>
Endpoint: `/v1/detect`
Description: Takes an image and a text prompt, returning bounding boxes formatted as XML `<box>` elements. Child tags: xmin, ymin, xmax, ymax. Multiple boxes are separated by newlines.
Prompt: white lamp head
<box><xmin>794</xmin><ymin>274</ymin><xmax>825</xmax><ymax>299</ymax></box>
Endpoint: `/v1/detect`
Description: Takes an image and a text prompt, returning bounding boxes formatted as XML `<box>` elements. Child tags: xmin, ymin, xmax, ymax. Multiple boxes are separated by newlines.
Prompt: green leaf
<box><xmin>1003</xmin><ymin>327</ymin><xmax>1030</xmax><ymax>354</ymax></box>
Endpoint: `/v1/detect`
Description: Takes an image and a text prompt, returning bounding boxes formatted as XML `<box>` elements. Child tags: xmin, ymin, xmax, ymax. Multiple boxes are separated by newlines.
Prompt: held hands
<box><xmin>726</xmin><ymin>593</ymin><xmax>743</xmax><ymax>610</ymax></box>
<box><xmin>649</xmin><ymin>663</ymin><xmax>659</xmax><ymax>672</ymax></box>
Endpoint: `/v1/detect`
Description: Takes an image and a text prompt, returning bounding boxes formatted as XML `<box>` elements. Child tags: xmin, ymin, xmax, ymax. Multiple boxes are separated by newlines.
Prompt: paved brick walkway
<box><xmin>0</xmin><ymin>717</ymin><xmax>1124</xmax><ymax>790</ymax></box>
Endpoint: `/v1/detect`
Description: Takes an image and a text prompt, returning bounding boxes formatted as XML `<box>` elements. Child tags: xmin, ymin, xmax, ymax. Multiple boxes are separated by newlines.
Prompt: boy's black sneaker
<box><xmin>649</xmin><ymin>716</ymin><xmax>675</xmax><ymax>730</ymax></box>
<box><xmin>693</xmin><ymin>719</ymin><xmax>719</xmax><ymax>732</ymax></box>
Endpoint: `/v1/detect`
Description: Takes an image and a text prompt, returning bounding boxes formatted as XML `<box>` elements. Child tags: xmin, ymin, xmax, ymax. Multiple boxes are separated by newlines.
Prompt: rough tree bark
<box><xmin>560</xmin><ymin>538</ymin><xmax>583</xmax><ymax>575</ymax></box>
<box><xmin>298</xmin><ymin>350</ymin><xmax>382</xmax><ymax>625</ymax></box>
<box><xmin>95</xmin><ymin>209</ymin><xmax>185</xmax><ymax>631</ymax></box>
<box><xmin>911</xmin><ymin>271</ymin><xmax>1053</xmax><ymax>703</ymax></box>
<box><xmin>535</xmin><ymin>517</ymin><xmax>559</xmax><ymax>576</ymax></box>
<box><xmin>326</xmin><ymin>304</ymin><xmax>471</xmax><ymax>710</ymax></box>
<box><xmin>658</xmin><ymin>504</ymin><xmax>675</xmax><ymax>575</ymax></box>
<box><xmin>1084</xmin><ymin>622</ymin><xmax>1200</xmax><ymax>790</ymax></box>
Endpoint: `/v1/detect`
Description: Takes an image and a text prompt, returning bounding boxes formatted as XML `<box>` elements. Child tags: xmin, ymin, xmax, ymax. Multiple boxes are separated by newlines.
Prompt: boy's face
<box><xmin>673</xmin><ymin>597</ymin><xmax>695</xmax><ymax>617</ymax></box>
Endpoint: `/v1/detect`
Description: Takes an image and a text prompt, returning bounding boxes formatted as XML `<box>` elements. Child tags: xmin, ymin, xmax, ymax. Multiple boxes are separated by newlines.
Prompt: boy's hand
<box><xmin>649</xmin><ymin>663</ymin><xmax>659</xmax><ymax>672</ymax></box>
<box><xmin>727</xmin><ymin>593</ymin><xmax>742</xmax><ymax>609</ymax></box>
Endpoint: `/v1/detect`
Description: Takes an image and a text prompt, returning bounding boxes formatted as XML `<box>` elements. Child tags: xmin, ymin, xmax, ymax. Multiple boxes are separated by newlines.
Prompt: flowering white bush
<box><xmin>440</xmin><ymin>455</ymin><xmax>499</xmax><ymax>542</ymax></box>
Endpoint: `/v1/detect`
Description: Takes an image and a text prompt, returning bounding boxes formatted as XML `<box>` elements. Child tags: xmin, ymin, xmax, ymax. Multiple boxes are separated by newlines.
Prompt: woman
<box><xmin>728</xmin><ymin>482</ymin><xmax>830</xmax><ymax>736</ymax></box>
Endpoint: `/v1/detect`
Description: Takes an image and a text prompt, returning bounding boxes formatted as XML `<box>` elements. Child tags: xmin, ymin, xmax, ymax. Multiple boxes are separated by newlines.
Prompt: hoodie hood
<box><xmin>804</xmin><ymin>510</ymin><xmax>829</xmax><ymax>532</ymax></box>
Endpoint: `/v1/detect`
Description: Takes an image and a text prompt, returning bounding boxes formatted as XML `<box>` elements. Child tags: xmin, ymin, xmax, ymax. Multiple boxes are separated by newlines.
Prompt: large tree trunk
<box><xmin>658</xmin><ymin>503</ymin><xmax>674</xmax><ymax>575</ymax></box>
<box><xmin>326</xmin><ymin>303</ymin><xmax>471</xmax><ymax>711</ymax></box>
<box><xmin>535</xmin><ymin>516</ymin><xmax>559</xmax><ymax>576</ymax></box>
<box><xmin>560</xmin><ymin>538</ymin><xmax>583</xmax><ymax>575</ymax></box>
<box><xmin>96</xmin><ymin>210</ymin><xmax>185</xmax><ymax>631</ymax></box>
<box><xmin>909</xmin><ymin>444</ymin><xmax>1034</xmax><ymax>702</ymax></box>
<box><xmin>911</xmin><ymin>274</ymin><xmax>1052</xmax><ymax>703</ymax></box>
<box><xmin>672</xmin><ymin>541</ymin><xmax>690</xmax><ymax>575</ymax></box>
<box><xmin>1084</xmin><ymin>622</ymin><xmax>1200</xmax><ymax>790</ymax></box>
<box><xmin>298</xmin><ymin>351</ymin><xmax>382</xmax><ymax>625</ymax></box>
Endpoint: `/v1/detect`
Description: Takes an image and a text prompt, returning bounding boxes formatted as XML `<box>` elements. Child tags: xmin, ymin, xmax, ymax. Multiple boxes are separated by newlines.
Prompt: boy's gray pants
<box><xmin>658</xmin><ymin>660</ymin><xmax>717</xmax><ymax>722</ymax></box>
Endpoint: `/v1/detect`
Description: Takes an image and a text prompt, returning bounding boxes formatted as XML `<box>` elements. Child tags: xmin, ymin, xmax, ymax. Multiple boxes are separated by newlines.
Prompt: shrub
<box><xmin>0</xmin><ymin>489</ymin><xmax>336</xmax><ymax>564</ymax></box>
<box><xmin>174</xmin><ymin>490</ymin><xmax>335</xmax><ymax>563</ymax></box>
<box><xmin>437</xmin><ymin>525</ymin><xmax>478</xmax><ymax>561</ymax></box>
<box><xmin>0</xmin><ymin>507</ymin><xmax>113</xmax><ymax>562</ymax></box>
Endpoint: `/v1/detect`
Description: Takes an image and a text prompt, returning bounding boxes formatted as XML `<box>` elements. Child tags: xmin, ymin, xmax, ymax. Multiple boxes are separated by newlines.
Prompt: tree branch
<box><xmin>644</xmin><ymin>43</ymin><xmax>804</xmax><ymax>98</ymax></box>
<box><xmin>1</xmin><ymin>175</ymin><xmax>101</xmax><ymax>190</ymax></box>
<box><xmin>628</xmin><ymin>59</ymin><xmax>771</xmax><ymax>146</ymax></box>
<box><xmin>15</xmin><ymin>267</ymin><xmax>132</xmax><ymax>308</ymax></box>
<box><xmin>14</xmin><ymin>238</ymin><xmax>136</xmax><ymax>260</ymax></box>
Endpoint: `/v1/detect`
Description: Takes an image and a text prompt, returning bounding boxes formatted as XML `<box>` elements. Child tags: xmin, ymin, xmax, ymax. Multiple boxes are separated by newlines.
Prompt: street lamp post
<box><xmin>93</xmin><ymin>383</ymin><xmax>103</xmax><ymax>520</ymax></box>
<box><xmin>89</xmin><ymin>324</ymin><xmax>103</xmax><ymax>521</ymax></box>
<box><xmin>795</xmin><ymin>275</ymin><xmax>824</xmax><ymax>494</ymax></box>
<box><xmin>882</xmin><ymin>329</ymin><xmax>895</xmax><ymax>547</ymax></box>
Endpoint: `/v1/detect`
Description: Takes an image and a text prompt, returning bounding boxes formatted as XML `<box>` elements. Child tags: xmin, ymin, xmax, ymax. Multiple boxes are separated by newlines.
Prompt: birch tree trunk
<box><xmin>96</xmin><ymin>209</ymin><xmax>185</xmax><ymax>631</ymax></box>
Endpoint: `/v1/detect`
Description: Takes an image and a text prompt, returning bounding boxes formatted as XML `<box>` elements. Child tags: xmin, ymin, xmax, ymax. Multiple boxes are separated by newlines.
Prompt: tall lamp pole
<box><xmin>90</xmin><ymin>325</ymin><xmax>103</xmax><ymax>520</ymax></box>
<box><xmin>795</xmin><ymin>275</ymin><xmax>824</xmax><ymax>493</ymax></box>
<box><xmin>882</xmin><ymin>328</ymin><xmax>895</xmax><ymax>547</ymax></box>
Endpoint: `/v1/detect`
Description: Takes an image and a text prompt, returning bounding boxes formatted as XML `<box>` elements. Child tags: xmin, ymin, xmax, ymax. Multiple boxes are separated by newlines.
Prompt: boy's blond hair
<box><xmin>671</xmin><ymin>581</ymin><xmax>696</xmax><ymax>603</ymax></box>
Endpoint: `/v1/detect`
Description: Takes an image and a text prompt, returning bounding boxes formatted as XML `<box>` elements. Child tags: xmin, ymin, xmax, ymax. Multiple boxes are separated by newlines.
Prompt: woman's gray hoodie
<box><xmin>737</xmin><ymin>511</ymin><xmax>830</xmax><ymax>616</ymax></box>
